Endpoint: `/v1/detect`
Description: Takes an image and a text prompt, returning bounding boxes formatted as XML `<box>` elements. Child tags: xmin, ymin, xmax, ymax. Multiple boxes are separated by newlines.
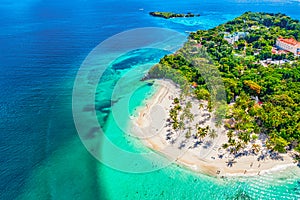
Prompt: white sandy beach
<box><xmin>129</xmin><ymin>79</ymin><xmax>297</xmax><ymax>177</ymax></box>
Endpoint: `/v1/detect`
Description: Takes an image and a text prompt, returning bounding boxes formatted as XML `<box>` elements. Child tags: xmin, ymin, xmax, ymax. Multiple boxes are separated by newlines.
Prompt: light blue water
<box><xmin>1</xmin><ymin>0</ymin><xmax>300</xmax><ymax>199</ymax></box>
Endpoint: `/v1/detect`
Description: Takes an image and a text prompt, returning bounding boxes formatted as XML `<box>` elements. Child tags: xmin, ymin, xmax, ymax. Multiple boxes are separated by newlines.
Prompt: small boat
<box><xmin>139</xmin><ymin>8</ymin><xmax>144</xmax><ymax>11</ymax></box>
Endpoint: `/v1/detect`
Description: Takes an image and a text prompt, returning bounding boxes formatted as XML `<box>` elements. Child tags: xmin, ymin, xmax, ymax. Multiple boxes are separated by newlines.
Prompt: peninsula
<box><xmin>131</xmin><ymin>12</ymin><xmax>300</xmax><ymax>177</ymax></box>
<box><xmin>149</xmin><ymin>11</ymin><xmax>200</xmax><ymax>19</ymax></box>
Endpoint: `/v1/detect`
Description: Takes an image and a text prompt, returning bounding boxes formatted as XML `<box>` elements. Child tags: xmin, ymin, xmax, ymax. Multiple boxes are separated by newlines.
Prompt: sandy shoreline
<box><xmin>129</xmin><ymin>79</ymin><xmax>297</xmax><ymax>177</ymax></box>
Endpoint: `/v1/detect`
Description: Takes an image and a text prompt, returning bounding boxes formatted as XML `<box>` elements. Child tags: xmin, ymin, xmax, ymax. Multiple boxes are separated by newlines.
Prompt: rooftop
<box><xmin>277</xmin><ymin>37</ymin><xmax>300</xmax><ymax>46</ymax></box>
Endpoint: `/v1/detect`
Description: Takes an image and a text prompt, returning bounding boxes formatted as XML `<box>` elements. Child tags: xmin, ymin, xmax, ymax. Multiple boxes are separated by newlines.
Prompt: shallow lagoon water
<box><xmin>1</xmin><ymin>0</ymin><xmax>300</xmax><ymax>199</ymax></box>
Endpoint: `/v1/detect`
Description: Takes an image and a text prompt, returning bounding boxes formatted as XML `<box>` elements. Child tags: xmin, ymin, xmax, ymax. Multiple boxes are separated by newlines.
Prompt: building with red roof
<box><xmin>276</xmin><ymin>37</ymin><xmax>300</xmax><ymax>55</ymax></box>
<box><xmin>271</xmin><ymin>47</ymin><xmax>288</xmax><ymax>55</ymax></box>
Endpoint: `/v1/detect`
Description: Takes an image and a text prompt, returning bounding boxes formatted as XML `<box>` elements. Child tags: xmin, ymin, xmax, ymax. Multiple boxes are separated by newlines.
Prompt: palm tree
<box><xmin>186</xmin><ymin>126</ymin><xmax>192</xmax><ymax>139</ymax></box>
<box><xmin>197</xmin><ymin>126</ymin><xmax>208</xmax><ymax>141</ymax></box>
<box><xmin>187</xmin><ymin>113</ymin><xmax>194</xmax><ymax>122</ymax></box>
<box><xmin>178</xmin><ymin>120</ymin><xmax>185</xmax><ymax>132</ymax></box>
<box><xmin>174</xmin><ymin>105</ymin><xmax>182</xmax><ymax>111</ymax></box>
<box><xmin>207</xmin><ymin>100</ymin><xmax>212</xmax><ymax>112</ymax></box>
<box><xmin>252</xmin><ymin>143</ymin><xmax>260</xmax><ymax>153</ymax></box>
<box><xmin>216</xmin><ymin>119</ymin><xmax>223</xmax><ymax>127</ymax></box>
<box><xmin>238</xmin><ymin>131</ymin><xmax>251</xmax><ymax>144</ymax></box>
<box><xmin>227</xmin><ymin>130</ymin><xmax>234</xmax><ymax>139</ymax></box>
<box><xmin>180</xmin><ymin>113</ymin><xmax>185</xmax><ymax>121</ymax></box>
<box><xmin>173</xmin><ymin>121</ymin><xmax>179</xmax><ymax>130</ymax></box>
<box><xmin>234</xmin><ymin>142</ymin><xmax>243</xmax><ymax>154</ymax></box>
<box><xmin>169</xmin><ymin>108</ymin><xmax>178</xmax><ymax>122</ymax></box>
<box><xmin>179</xmin><ymin>93</ymin><xmax>184</xmax><ymax>101</ymax></box>
<box><xmin>205</xmin><ymin>125</ymin><xmax>209</xmax><ymax>131</ymax></box>
<box><xmin>186</xmin><ymin>101</ymin><xmax>192</xmax><ymax>109</ymax></box>
<box><xmin>199</xmin><ymin>103</ymin><xmax>204</xmax><ymax>110</ymax></box>
<box><xmin>173</xmin><ymin>97</ymin><xmax>180</xmax><ymax>104</ymax></box>
<box><xmin>182</xmin><ymin>107</ymin><xmax>190</xmax><ymax>119</ymax></box>
<box><xmin>229</xmin><ymin>138</ymin><xmax>236</xmax><ymax>147</ymax></box>
<box><xmin>209</xmin><ymin>128</ymin><xmax>218</xmax><ymax>139</ymax></box>
<box><xmin>222</xmin><ymin>143</ymin><xmax>229</xmax><ymax>149</ymax></box>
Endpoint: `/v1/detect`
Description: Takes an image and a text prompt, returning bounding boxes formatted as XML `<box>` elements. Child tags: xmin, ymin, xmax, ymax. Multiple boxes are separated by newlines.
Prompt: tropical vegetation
<box><xmin>146</xmin><ymin>12</ymin><xmax>300</xmax><ymax>154</ymax></box>
<box><xmin>149</xmin><ymin>12</ymin><xmax>200</xmax><ymax>19</ymax></box>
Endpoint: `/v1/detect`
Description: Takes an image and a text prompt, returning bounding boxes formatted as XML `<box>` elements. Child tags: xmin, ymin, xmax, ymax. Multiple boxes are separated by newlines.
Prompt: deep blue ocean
<box><xmin>1</xmin><ymin>0</ymin><xmax>300</xmax><ymax>199</ymax></box>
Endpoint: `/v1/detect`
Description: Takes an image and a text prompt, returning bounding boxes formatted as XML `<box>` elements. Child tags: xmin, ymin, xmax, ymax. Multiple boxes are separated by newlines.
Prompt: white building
<box><xmin>224</xmin><ymin>32</ymin><xmax>249</xmax><ymax>44</ymax></box>
<box><xmin>276</xmin><ymin>37</ymin><xmax>300</xmax><ymax>55</ymax></box>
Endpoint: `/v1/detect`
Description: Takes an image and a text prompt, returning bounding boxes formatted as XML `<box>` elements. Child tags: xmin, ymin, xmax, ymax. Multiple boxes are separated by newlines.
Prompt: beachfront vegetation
<box><xmin>147</xmin><ymin>12</ymin><xmax>300</xmax><ymax>155</ymax></box>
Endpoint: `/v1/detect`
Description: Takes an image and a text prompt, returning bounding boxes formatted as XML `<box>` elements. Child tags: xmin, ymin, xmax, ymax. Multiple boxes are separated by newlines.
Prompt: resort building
<box><xmin>276</xmin><ymin>37</ymin><xmax>300</xmax><ymax>55</ymax></box>
<box><xmin>271</xmin><ymin>47</ymin><xmax>288</xmax><ymax>55</ymax></box>
<box><xmin>224</xmin><ymin>32</ymin><xmax>249</xmax><ymax>44</ymax></box>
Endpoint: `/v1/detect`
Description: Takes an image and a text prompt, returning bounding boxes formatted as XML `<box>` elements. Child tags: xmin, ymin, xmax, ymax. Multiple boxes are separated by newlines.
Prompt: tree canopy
<box><xmin>147</xmin><ymin>12</ymin><xmax>300</xmax><ymax>153</ymax></box>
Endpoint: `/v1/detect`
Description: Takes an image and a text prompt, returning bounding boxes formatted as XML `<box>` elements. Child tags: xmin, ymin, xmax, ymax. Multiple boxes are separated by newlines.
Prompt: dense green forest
<box><xmin>149</xmin><ymin>11</ymin><xmax>200</xmax><ymax>19</ymax></box>
<box><xmin>147</xmin><ymin>12</ymin><xmax>300</xmax><ymax>154</ymax></box>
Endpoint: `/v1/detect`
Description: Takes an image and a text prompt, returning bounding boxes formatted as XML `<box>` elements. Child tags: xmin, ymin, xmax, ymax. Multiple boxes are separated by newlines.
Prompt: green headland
<box><xmin>149</xmin><ymin>11</ymin><xmax>200</xmax><ymax>19</ymax></box>
<box><xmin>142</xmin><ymin>12</ymin><xmax>300</xmax><ymax>172</ymax></box>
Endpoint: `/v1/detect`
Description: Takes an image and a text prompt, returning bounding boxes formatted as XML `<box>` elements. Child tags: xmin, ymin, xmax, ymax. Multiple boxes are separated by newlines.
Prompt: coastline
<box><xmin>129</xmin><ymin>79</ymin><xmax>297</xmax><ymax>177</ymax></box>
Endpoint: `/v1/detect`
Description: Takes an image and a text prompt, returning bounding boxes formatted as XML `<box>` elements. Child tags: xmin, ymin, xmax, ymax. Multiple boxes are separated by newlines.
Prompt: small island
<box><xmin>131</xmin><ymin>12</ymin><xmax>300</xmax><ymax>177</ymax></box>
<box><xmin>149</xmin><ymin>11</ymin><xmax>200</xmax><ymax>19</ymax></box>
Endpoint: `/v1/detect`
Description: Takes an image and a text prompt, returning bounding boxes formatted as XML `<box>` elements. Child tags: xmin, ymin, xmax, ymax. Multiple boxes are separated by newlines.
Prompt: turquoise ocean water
<box><xmin>1</xmin><ymin>0</ymin><xmax>300</xmax><ymax>199</ymax></box>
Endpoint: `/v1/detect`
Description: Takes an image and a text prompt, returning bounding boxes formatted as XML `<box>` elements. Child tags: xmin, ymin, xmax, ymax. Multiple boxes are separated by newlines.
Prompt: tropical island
<box><xmin>149</xmin><ymin>11</ymin><xmax>200</xmax><ymax>19</ymax></box>
<box><xmin>130</xmin><ymin>12</ymin><xmax>300</xmax><ymax>177</ymax></box>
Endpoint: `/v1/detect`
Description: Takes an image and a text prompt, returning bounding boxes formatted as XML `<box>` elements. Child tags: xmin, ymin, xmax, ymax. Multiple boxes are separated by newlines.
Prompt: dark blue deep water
<box><xmin>1</xmin><ymin>0</ymin><xmax>300</xmax><ymax>199</ymax></box>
